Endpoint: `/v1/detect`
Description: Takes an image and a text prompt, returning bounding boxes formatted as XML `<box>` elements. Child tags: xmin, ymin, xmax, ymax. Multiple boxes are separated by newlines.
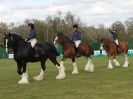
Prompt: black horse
<box><xmin>4</xmin><ymin>33</ymin><xmax>65</xmax><ymax>84</ymax></box>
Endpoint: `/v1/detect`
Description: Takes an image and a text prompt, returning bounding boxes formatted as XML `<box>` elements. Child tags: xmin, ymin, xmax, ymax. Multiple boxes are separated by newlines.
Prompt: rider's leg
<box><xmin>28</xmin><ymin>39</ymin><xmax>38</xmax><ymax>57</ymax></box>
<box><xmin>75</xmin><ymin>40</ymin><xmax>81</xmax><ymax>48</ymax></box>
<box><xmin>114</xmin><ymin>39</ymin><xmax>120</xmax><ymax>53</ymax></box>
<box><xmin>75</xmin><ymin>40</ymin><xmax>81</xmax><ymax>57</ymax></box>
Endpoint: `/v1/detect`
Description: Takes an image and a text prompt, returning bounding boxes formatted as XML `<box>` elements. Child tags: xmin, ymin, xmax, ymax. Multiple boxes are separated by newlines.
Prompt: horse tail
<box><xmin>87</xmin><ymin>43</ymin><xmax>94</xmax><ymax>55</ymax></box>
<box><xmin>56</xmin><ymin>50</ymin><xmax>60</xmax><ymax>56</ymax></box>
<box><xmin>86</xmin><ymin>43</ymin><xmax>94</xmax><ymax>55</ymax></box>
<box><xmin>52</xmin><ymin>46</ymin><xmax>60</xmax><ymax>56</ymax></box>
<box><xmin>90</xmin><ymin>46</ymin><xmax>94</xmax><ymax>55</ymax></box>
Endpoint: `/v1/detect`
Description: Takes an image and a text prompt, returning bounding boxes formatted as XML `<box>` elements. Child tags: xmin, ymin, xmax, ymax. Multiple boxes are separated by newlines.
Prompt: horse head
<box><xmin>4</xmin><ymin>32</ymin><xmax>24</xmax><ymax>49</ymax></box>
<box><xmin>54</xmin><ymin>32</ymin><xmax>71</xmax><ymax>46</ymax></box>
<box><xmin>4</xmin><ymin>33</ymin><xmax>13</xmax><ymax>49</ymax></box>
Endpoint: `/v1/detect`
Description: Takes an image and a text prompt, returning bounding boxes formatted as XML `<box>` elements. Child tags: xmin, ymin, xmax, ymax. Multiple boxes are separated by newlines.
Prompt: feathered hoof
<box><xmin>85</xmin><ymin>67</ymin><xmax>94</xmax><ymax>72</ymax></box>
<box><xmin>123</xmin><ymin>65</ymin><xmax>128</xmax><ymax>68</ymax></box>
<box><xmin>18</xmin><ymin>79</ymin><xmax>29</xmax><ymax>84</ymax></box>
<box><xmin>72</xmin><ymin>71</ymin><xmax>79</xmax><ymax>74</ymax></box>
<box><xmin>56</xmin><ymin>74</ymin><xmax>65</xmax><ymax>80</ymax></box>
<box><xmin>85</xmin><ymin>65</ymin><xmax>94</xmax><ymax>73</ymax></box>
<box><xmin>85</xmin><ymin>69</ymin><xmax>94</xmax><ymax>73</ymax></box>
<box><xmin>107</xmin><ymin>66</ymin><xmax>113</xmax><ymax>69</ymax></box>
<box><xmin>33</xmin><ymin>76</ymin><xmax>43</xmax><ymax>81</ymax></box>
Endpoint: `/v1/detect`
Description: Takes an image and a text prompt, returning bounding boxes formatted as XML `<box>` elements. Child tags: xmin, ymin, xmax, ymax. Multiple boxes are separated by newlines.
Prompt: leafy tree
<box><xmin>0</xmin><ymin>22</ymin><xmax>9</xmax><ymax>46</ymax></box>
<box><xmin>124</xmin><ymin>18</ymin><xmax>133</xmax><ymax>41</ymax></box>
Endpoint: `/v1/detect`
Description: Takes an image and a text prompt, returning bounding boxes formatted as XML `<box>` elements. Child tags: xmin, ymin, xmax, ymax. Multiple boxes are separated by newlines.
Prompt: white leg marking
<box><xmin>113</xmin><ymin>59</ymin><xmax>120</xmax><ymax>67</ymax></box>
<box><xmin>20</xmin><ymin>71</ymin><xmax>29</xmax><ymax>79</ymax></box>
<box><xmin>72</xmin><ymin>62</ymin><xmax>79</xmax><ymax>74</ymax></box>
<box><xmin>56</xmin><ymin>61</ymin><xmax>66</xmax><ymax>80</ymax></box>
<box><xmin>123</xmin><ymin>54</ymin><xmax>129</xmax><ymax>68</ymax></box>
<box><xmin>18</xmin><ymin>73</ymin><xmax>29</xmax><ymax>84</ymax></box>
<box><xmin>34</xmin><ymin>69</ymin><xmax>44</xmax><ymax>81</ymax></box>
<box><xmin>85</xmin><ymin>58</ymin><xmax>94</xmax><ymax>72</ymax></box>
<box><xmin>108</xmin><ymin>59</ymin><xmax>113</xmax><ymax>69</ymax></box>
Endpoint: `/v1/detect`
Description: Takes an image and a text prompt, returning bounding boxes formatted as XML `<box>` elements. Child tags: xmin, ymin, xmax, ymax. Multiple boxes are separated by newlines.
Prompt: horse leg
<box><xmin>72</xmin><ymin>58</ymin><xmax>79</xmax><ymax>74</ymax></box>
<box><xmin>49</xmin><ymin>57</ymin><xmax>65</xmax><ymax>80</ymax></box>
<box><xmin>112</xmin><ymin>55</ymin><xmax>120</xmax><ymax>67</ymax></box>
<box><xmin>85</xmin><ymin>57</ymin><xmax>94</xmax><ymax>72</ymax></box>
<box><xmin>18</xmin><ymin>61</ymin><xmax>29</xmax><ymax>84</ymax></box>
<box><xmin>17</xmin><ymin>62</ymin><xmax>23</xmax><ymax>76</ymax></box>
<box><xmin>123</xmin><ymin>54</ymin><xmax>129</xmax><ymax>67</ymax></box>
<box><xmin>108</xmin><ymin>56</ymin><xmax>113</xmax><ymax>69</ymax></box>
<box><xmin>34</xmin><ymin>59</ymin><xmax>47</xmax><ymax>81</ymax></box>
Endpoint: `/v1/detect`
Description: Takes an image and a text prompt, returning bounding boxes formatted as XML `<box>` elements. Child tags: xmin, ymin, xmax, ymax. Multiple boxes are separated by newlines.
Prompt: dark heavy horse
<box><xmin>101</xmin><ymin>38</ymin><xmax>129</xmax><ymax>69</ymax></box>
<box><xmin>54</xmin><ymin>33</ymin><xmax>94</xmax><ymax>76</ymax></box>
<box><xmin>4</xmin><ymin>33</ymin><xmax>65</xmax><ymax>84</ymax></box>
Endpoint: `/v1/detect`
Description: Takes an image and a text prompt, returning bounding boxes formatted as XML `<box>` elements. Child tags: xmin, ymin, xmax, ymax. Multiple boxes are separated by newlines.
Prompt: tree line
<box><xmin>0</xmin><ymin>11</ymin><xmax>133</xmax><ymax>46</ymax></box>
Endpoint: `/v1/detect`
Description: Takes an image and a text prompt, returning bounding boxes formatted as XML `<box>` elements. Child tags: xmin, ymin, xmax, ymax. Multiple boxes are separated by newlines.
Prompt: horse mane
<box><xmin>9</xmin><ymin>32</ymin><xmax>25</xmax><ymax>42</ymax></box>
<box><xmin>101</xmin><ymin>37</ymin><xmax>115</xmax><ymax>51</ymax></box>
<box><xmin>103</xmin><ymin>38</ymin><xmax>112</xmax><ymax>44</ymax></box>
<box><xmin>57</xmin><ymin>32</ymin><xmax>72</xmax><ymax>43</ymax></box>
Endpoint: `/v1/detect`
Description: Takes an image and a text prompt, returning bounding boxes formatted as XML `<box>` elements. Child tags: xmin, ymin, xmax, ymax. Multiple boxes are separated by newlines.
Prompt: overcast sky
<box><xmin>0</xmin><ymin>0</ymin><xmax>133</xmax><ymax>27</ymax></box>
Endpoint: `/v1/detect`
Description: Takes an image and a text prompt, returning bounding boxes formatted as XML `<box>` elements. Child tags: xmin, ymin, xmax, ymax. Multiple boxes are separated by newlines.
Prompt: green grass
<box><xmin>0</xmin><ymin>56</ymin><xmax>133</xmax><ymax>99</ymax></box>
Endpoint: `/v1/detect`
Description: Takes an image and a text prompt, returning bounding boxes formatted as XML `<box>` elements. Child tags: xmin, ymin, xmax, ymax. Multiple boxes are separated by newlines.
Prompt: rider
<box><xmin>109</xmin><ymin>28</ymin><xmax>119</xmax><ymax>53</ymax></box>
<box><xmin>25</xmin><ymin>23</ymin><xmax>38</xmax><ymax>56</ymax></box>
<box><xmin>72</xmin><ymin>24</ymin><xmax>82</xmax><ymax>57</ymax></box>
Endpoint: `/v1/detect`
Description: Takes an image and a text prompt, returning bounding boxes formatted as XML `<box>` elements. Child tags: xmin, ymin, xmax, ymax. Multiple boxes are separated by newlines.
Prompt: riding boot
<box><xmin>76</xmin><ymin>47</ymin><xmax>81</xmax><ymax>57</ymax></box>
<box><xmin>116</xmin><ymin>45</ymin><xmax>120</xmax><ymax>54</ymax></box>
<box><xmin>34</xmin><ymin>47</ymin><xmax>39</xmax><ymax>57</ymax></box>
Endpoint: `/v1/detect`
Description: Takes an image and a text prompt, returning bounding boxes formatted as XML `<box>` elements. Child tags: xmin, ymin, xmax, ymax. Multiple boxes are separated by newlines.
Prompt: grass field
<box><xmin>0</xmin><ymin>56</ymin><xmax>133</xmax><ymax>99</ymax></box>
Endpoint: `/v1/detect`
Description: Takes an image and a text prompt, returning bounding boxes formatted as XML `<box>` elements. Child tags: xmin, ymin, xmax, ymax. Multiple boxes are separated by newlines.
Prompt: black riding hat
<box><xmin>28</xmin><ymin>23</ymin><xmax>34</xmax><ymax>29</ymax></box>
<box><xmin>114</xmin><ymin>29</ymin><xmax>117</xmax><ymax>32</ymax></box>
<box><xmin>73</xmin><ymin>24</ymin><xmax>78</xmax><ymax>28</ymax></box>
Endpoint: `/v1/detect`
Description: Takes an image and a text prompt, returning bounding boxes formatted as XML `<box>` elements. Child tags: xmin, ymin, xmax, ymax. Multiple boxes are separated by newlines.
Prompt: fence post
<box><xmin>6</xmin><ymin>39</ymin><xmax>8</xmax><ymax>53</ymax></box>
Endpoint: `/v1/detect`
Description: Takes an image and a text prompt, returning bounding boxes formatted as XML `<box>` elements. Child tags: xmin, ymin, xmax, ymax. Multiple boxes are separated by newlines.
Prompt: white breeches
<box><xmin>114</xmin><ymin>39</ymin><xmax>119</xmax><ymax>45</ymax></box>
<box><xmin>74</xmin><ymin>40</ymin><xmax>81</xmax><ymax>48</ymax></box>
<box><xmin>28</xmin><ymin>38</ymin><xmax>37</xmax><ymax>48</ymax></box>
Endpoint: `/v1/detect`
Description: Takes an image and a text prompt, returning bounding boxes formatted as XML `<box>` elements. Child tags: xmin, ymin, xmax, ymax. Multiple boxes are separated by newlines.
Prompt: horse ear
<box><xmin>4</xmin><ymin>33</ymin><xmax>11</xmax><ymax>36</ymax></box>
<box><xmin>8</xmin><ymin>32</ymin><xmax>11</xmax><ymax>36</ymax></box>
<box><xmin>4</xmin><ymin>33</ymin><xmax>7</xmax><ymax>36</ymax></box>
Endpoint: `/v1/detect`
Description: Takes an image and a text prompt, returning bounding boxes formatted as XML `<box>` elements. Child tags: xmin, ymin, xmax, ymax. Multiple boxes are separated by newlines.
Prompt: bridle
<box><xmin>54</xmin><ymin>37</ymin><xmax>59</xmax><ymax>47</ymax></box>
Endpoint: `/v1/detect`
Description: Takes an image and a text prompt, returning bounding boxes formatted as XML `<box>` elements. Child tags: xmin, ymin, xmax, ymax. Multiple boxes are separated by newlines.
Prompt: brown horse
<box><xmin>54</xmin><ymin>33</ymin><xmax>94</xmax><ymax>79</ymax></box>
<box><xmin>101</xmin><ymin>38</ymin><xmax>129</xmax><ymax>69</ymax></box>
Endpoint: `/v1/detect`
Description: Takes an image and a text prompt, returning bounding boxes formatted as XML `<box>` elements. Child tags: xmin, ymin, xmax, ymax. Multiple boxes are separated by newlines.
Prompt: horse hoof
<box><xmin>33</xmin><ymin>76</ymin><xmax>43</xmax><ymax>81</ymax></box>
<box><xmin>72</xmin><ymin>71</ymin><xmax>79</xmax><ymax>74</ymax></box>
<box><xmin>85</xmin><ymin>69</ymin><xmax>94</xmax><ymax>73</ymax></box>
<box><xmin>18</xmin><ymin>80</ymin><xmax>29</xmax><ymax>84</ymax></box>
<box><xmin>123</xmin><ymin>62</ymin><xmax>129</xmax><ymax>68</ymax></box>
<box><xmin>123</xmin><ymin>65</ymin><xmax>128</xmax><ymax>68</ymax></box>
<box><xmin>56</xmin><ymin>75</ymin><xmax>65</xmax><ymax>80</ymax></box>
<box><xmin>85</xmin><ymin>67</ymin><xmax>94</xmax><ymax>72</ymax></box>
<box><xmin>115</xmin><ymin>64</ymin><xmax>120</xmax><ymax>67</ymax></box>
